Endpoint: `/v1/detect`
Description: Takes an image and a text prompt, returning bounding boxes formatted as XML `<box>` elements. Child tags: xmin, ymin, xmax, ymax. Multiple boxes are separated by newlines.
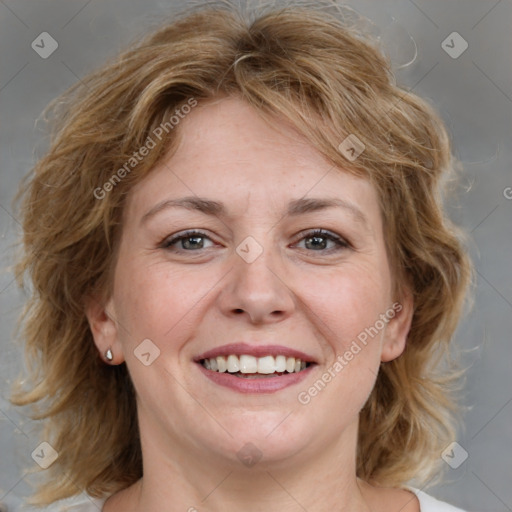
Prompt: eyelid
<box><xmin>159</xmin><ymin>229</ymin><xmax>215</xmax><ymax>249</ymax></box>
<box><xmin>292</xmin><ymin>228</ymin><xmax>351</xmax><ymax>249</ymax></box>
<box><xmin>160</xmin><ymin>228</ymin><xmax>351</xmax><ymax>253</ymax></box>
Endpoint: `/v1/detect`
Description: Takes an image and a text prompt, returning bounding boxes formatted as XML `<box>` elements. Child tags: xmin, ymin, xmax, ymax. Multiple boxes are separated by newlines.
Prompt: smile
<box><xmin>200</xmin><ymin>354</ymin><xmax>310</xmax><ymax>377</ymax></box>
<box><xmin>195</xmin><ymin>343</ymin><xmax>317</xmax><ymax>392</ymax></box>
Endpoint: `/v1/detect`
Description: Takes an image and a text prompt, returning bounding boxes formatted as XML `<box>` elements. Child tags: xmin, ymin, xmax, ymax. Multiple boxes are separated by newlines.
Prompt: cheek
<box><xmin>112</xmin><ymin>258</ymin><xmax>222</xmax><ymax>345</ymax></box>
<box><xmin>295</xmin><ymin>269</ymin><xmax>387</xmax><ymax>419</ymax></box>
<box><xmin>298</xmin><ymin>263</ymin><xmax>391</xmax><ymax>351</ymax></box>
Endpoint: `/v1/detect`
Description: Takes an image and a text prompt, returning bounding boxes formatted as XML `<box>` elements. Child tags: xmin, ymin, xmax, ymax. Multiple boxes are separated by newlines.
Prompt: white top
<box><xmin>46</xmin><ymin>488</ymin><xmax>468</xmax><ymax>511</ymax></box>
<box><xmin>406</xmin><ymin>487</ymin><xmax>468</xmax><ymax>511</ymax></box>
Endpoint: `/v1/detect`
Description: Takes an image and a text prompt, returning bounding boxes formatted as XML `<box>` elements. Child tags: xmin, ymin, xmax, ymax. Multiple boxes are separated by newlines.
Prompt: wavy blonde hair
<box><xmin>11</xmin><ymin>1</ymin><xmax>472</xmax><ymax>505</ymax></box>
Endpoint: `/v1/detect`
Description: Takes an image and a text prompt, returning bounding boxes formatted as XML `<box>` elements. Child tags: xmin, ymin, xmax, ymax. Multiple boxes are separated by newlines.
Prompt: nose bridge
<box><xmin>236</xmin><ymin>236</ymin><xmax>277</xmax><ymax>285</ymax></box>
<box><xmin>234</xmin><ymin>233</ymin><xmax>281</xmax><ymax>293</ymax></box>
<box><xmin>219</xmin><ymin>232</ymin><xmax>294</xmax><ymax>323</ymax></box>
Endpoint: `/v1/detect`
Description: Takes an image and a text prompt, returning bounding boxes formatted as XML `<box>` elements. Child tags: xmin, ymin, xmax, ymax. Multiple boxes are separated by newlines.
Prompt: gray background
<box><xmin>1</xmin><ymin>0</ymin><xmax>511</xmax><ymax>510</ymax></box>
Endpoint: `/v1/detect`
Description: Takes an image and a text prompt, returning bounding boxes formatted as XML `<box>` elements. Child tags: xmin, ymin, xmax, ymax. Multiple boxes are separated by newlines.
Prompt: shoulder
<box><xmin>407</xmin><ymin>487</ymin><xmax>468</xmax><ymax>512</ymax></box>
<box><xmin>41</xmin><ymin>494</ymin><xmax>106</xmax><ymax>512</ymax></box>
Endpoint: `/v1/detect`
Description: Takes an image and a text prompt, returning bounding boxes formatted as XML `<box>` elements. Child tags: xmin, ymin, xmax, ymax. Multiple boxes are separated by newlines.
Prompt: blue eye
<box><xmin>162</xmin><ymin>230</ymin><xmax>214</xmax><ymax>251</ymax></box>
<box><xmin>294</xmin><ymin>229</ymin><xmax>349</xmax><ymax>252</ymax></box>
<box><xmin>161</xmin><ymin>228</ymin><xmax>349</xmax><ymax>254</ymax></box>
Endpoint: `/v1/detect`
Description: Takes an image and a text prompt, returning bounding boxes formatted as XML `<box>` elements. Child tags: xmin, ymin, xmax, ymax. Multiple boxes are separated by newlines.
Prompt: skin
<box><xmin>87</xmin><ymin>96</ymin><xmax>418</xmax><ymax>512</ymax></box>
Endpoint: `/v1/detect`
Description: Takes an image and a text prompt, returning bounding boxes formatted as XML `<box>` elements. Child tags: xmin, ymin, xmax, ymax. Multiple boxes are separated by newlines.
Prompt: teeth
<box><xmin>257</xmin><ymin>355</ymin><xmax>275</xmax><ymax>374</ymax></box>
<box><xmin>216</xmin><ymin>356</ymin><xmax>227</xmax><ymax>373</ymax></box>
<box><xmin>227</xmin><ymin>354</ymin><xmax>239</xmax><ymax>373</ymax></box>
<box><xmin>275</xmin><ymin>355</ymin><xmax>286</xmax><ymax>372</ymax></box>
<box><xmin>239</xmin><ymin>355</ymin><xmax>258</xmax><ymax>373</ymax></box>
<box><xmin>201</xmin><ymin>355</ymin><xmax>309</xmax><ymax>374</ymax></box>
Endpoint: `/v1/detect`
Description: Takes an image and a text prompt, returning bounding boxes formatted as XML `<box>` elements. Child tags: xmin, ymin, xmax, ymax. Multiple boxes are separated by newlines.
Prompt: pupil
<box><xmin>184</xmin><ymin>236</ymin><xmax>203</xmax><ymax>249</ymax></box>
<box><xmin>306</xmin><ymin>236</ymin><xmax>326</xmax><ymax>250</ymax></box>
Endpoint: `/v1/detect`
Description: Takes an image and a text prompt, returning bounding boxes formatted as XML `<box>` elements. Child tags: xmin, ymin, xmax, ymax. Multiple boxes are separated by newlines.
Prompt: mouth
<box><xmin>194</xmin><ymin>343</ymin><xmax>317</xmax><ymax>393</ymax></box>
<box><xmin>199</xmin><ymin>354</ymin><xmax>312</xmax><ymax>378</ymax></box>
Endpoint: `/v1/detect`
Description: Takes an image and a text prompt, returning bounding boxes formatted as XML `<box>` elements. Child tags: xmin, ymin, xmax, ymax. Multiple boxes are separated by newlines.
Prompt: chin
<box><xmin>194</xmin><ymin>408</ymin><xmax>319</xmax><ymax>467</ymax></box>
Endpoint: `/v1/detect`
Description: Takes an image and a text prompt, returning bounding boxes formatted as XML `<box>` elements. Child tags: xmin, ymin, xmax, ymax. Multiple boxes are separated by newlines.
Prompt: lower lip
<box><xmin>196</xmin><ymin>363</ymin><xmax>315</xmax><ymax>393</ymax></box>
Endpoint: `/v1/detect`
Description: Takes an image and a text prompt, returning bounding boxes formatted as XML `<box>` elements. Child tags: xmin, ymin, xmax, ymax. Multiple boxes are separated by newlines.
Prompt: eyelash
<box><xmin>160</xmin><ymin>229</ymin><xmax>350</xmax><ymax>254</ymax></box>
<box><xmin>295</xmin><ymin>229</ymin><xmax>351</xmax><ymax>252</ymax></box>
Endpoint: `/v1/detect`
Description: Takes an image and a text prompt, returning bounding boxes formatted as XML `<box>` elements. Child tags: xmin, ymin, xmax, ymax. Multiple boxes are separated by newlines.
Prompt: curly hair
<box><xmin>11</xmin><ymin>1</ymin><xmax>472</xmax><ymax>505</ymax></box>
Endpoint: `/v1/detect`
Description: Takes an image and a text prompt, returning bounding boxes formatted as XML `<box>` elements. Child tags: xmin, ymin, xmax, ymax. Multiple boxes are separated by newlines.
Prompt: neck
<box><xmin>106</xmin><ymin>418</ymin><xmax>374</xmax><ymax>512</ymax></box>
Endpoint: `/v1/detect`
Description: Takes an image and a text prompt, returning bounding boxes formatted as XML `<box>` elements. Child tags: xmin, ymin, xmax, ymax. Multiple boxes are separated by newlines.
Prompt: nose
<box><xmin>217</xmin><ymin>240</ymin><xmax>296</xmax><ymax>325</ymax></box>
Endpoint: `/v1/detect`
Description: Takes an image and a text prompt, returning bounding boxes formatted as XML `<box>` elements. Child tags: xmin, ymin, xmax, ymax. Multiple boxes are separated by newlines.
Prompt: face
<box><xmin>88</xmin><ymin>96</ymin><xmax>412</xmax><ymax>471</ymax></box>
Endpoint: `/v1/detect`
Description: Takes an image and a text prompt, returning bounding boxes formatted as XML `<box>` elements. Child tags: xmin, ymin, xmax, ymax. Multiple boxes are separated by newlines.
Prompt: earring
<box><xmin>105</xmin><ymin>348</ymin><xmax>113</xmax><ymax>362</ymax></box>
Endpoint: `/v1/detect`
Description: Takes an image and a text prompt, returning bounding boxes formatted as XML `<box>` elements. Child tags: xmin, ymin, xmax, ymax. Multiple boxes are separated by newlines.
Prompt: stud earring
<box><xmin>105</xmin><ymin>348</ymin><xmax>113</xmax><ymax>362</ymax></box>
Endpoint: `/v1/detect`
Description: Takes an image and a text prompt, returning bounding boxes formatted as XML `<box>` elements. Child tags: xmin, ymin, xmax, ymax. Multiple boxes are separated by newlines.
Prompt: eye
<box><xmin>161</xmin><ymin>230</ymin><xmax>215</xmax><ymax>251</ymax></box>
<box><xmin>293</xmin><ymin>229</ymin><xmax>350</xmax><ymax>253</ymax></box>
<box><xmin>160</xmin><ymin>229</ymin><xmax>350</xmax><ymax>254</ymax></box>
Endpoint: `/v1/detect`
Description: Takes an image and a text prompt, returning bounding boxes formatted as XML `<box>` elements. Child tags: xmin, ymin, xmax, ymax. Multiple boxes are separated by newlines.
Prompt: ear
<box><xmin>85</xmin><ymin>294</ymin><xmax>125</xmax><ymax>364</ymax></box>
<box><xmin>380</xmin><ymin>288</ymin><xmax>414</xmax><ymax>363</ymax></box>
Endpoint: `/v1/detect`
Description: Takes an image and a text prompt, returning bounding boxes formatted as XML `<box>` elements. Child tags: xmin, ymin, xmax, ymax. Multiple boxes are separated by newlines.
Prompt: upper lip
<box><xmin>194</xmin><ymin>343</ymin><xmax>317</xmax><ymax>363</ymax></box>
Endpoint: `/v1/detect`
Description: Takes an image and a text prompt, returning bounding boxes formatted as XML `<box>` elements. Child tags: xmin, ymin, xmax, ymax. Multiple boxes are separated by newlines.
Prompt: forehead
<box><xmin>125</xmin><ymin>96</ymin><xmax>381</xmax><ymax>226</ymax></box>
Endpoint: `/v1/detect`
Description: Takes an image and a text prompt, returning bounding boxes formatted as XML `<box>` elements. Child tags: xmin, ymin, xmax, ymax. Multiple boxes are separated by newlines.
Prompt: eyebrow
<box><xmin>140</xmin><ymin>196</ymin><xmax>368</xmax><ymax>227</ymax></box>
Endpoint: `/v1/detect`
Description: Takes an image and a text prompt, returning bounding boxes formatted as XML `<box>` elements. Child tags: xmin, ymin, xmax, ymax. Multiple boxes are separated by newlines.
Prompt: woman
<box><xmin>11</xmin><ymin>2</ymin><xmax>471</xmax><ymax>511</ymax></box>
